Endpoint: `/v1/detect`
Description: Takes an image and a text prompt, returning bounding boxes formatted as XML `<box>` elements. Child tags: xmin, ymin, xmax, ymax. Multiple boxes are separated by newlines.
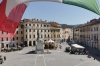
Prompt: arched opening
<box><xmin>6</xmin><ymin>44</ymin><xmax>9</xmax><ymax>48</ymax></box>
<box><xmin>13</xmin><ymin>43</ymin><xmax>15</xmax><ymax>47</ymax></box>
<box><xmin>44</xmin><ymin>44</ymin><xmax>49</xmax><ymax>49</ymax></box>
<box><xmin>29</xmin><ymin>41</ymin><xmax>32</xmax><ymax>46</ymax></box>
<box><xmin>24</xmin><ymin>41</ymin><xmax>28</xmax><ymax>47</ymax></box>
<box><xmin>1</xmin><ymin>43</ymin><xmax>4</xmax><ymax>48</ymax></box>
<box><xmin>33</xmin><ymin>41</ymin><xmax>36</xmax><ymax>46</ymax></box>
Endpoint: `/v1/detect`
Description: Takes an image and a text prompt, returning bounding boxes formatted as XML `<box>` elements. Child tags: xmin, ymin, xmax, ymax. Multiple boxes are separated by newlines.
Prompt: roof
<box><xmin>71</xmin><ymin>44</ymin><xmax>85</xmax><ymax>49</ymax></box>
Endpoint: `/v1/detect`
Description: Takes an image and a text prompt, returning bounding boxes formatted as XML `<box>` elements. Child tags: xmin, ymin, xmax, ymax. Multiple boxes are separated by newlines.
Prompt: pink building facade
<box><xmin>0</xmin><ymin>31</ymin><xmax>16</xmax><ymax>48</ymax></box>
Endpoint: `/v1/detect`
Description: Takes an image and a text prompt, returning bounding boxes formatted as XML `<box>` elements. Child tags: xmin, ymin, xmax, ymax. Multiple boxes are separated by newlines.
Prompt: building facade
<box><xmin>0</xmin><ymin>18</ymin><xmax>74</xmax><ymax>48</ymax></box>
<box><xmin>22</xmin><ymin>19</ymin><xmax>51</xmax><ymax>46</ymax></box>
<box><xmin>74</xmin><ymin>18</ymin><xmax>100</xmax><ymax>50</ymax></box>
<box><xmin>61</xmin><ymin>25</ymin><xmax>73</xmax><ymax>42</ymax></box>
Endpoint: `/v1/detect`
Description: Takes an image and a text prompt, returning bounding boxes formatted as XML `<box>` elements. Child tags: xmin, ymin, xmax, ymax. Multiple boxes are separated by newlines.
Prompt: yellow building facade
<box><xmin>74</xmin><ymin>18</ymin><xmax>100</xmax><ymax>50</ymax></box>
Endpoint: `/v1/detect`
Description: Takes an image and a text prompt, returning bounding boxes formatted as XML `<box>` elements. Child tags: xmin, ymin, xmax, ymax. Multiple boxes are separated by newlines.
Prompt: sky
<box><xmin>0</xmin><ymin>0</ymin><xmax>100</xmax><ymax>25</ymax></box>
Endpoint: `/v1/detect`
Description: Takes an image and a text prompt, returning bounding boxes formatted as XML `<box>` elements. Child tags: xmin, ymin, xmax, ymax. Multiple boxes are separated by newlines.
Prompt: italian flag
<box><xmin>0</xmin><ymin>0</ymin><xmax>100</xmax><ymax>34</ymax></box>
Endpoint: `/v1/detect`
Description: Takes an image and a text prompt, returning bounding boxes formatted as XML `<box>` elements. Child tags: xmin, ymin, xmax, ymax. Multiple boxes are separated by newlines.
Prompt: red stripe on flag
<box><xmin>0</xmin><ymin>2</ymin><xmax>27</xmax><ymax>35</ymax></box>
<box><xmin>0</xmin><ymin>0</ymin><xmax>7</xmax><ymax>26</ymax></box>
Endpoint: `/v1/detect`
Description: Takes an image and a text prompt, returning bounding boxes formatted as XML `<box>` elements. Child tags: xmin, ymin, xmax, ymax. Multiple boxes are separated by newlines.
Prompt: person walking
<box><xmin>59</xmin><ymin>45</ymin><xmax>62</xmax><ymax>49</ymax></box>
<box><xmin>94</xmin><ymin>57</ymin><xmax>95</xmax><ymax>60</ymax></box>
<box><xmin>4</xmin><ymin>56</ymin><xmax>6</xmax><ymax>61</ymax></box>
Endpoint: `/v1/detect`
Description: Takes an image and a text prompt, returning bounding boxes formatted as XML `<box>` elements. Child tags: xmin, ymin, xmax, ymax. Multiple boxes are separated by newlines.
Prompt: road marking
<box><xmin>43</xmin><ymin>55</ymin><xmax>46</xmax><ymax>66</ymax></box>
<box><xmin>34</xmin><ymin>55</ymin><xmax>37</xmax><ymax>66</ymax></box>
<box><xmin>35</xmin><ymin>54</ymin><xmax>46</xmax><ymax>66</ymax></box>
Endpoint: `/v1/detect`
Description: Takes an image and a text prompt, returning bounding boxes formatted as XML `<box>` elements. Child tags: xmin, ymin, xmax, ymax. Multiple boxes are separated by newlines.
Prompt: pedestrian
<box><xmin>4</xmin><ymin>56</ymin><xmax>6</xmax><ymax>61</ymax></box>
<box><xmin>59</xmin><ymin>45</ymin><xmax>62</xmax><ymax>49</ymax></box>
<box><xmin>94</xmin><ymin>57</ymin><xmax>95</xmax><ymax>60</ymax></box>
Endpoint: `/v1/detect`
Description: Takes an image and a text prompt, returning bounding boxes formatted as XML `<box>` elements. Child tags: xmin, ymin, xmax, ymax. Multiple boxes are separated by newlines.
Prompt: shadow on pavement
<box><xmin>67</xmin><ymin>41</ymin><xmax>100</xmax><ymax>62</ymax></box>
<box><xmin>26</xmin><ymin>50</ymin><xmax>36</xmax><ymax>54</ymax></box>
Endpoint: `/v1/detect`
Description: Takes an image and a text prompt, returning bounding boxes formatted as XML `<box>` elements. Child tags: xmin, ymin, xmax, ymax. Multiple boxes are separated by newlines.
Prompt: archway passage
<box><xmin>33</xmin><ymin>41</ymin><xmax>36</xmax><ymax>46</ymax></box>
<box><xmin>6</xmin><ymin>44</ymin><xmax>9</xmax><ymax>48</ymax></box>
<box><xmin>0</xmin><ymin>0</ymin><xmax>100</xmax><ymax>34</ymax></box>
<box><xmin>1</xmin><ymin>43</ymin><xmax>4</xmax><ymax>48</ymax></box>
<box><xmin>24</xmin><ymin>41</ymin><xmax>28</xmax><ymax>47</ymax></box>
<box><xmin>29</xmin><ymin>41</ymin><xmax>32</xmax><ymax>46</ymax></box>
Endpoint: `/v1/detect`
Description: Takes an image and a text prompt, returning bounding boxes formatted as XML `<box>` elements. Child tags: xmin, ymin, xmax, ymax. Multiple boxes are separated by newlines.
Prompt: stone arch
<box><xmin>29</xmin><ymin>41</ymin><xmax>32</xmax><ymax>46</ymax></box>
<box><xmin>1</xmin><ymin>43</ymin><xmax>4</xmax><ymax>48</ymax></box>
<box><xmin>24</xmin><ymin>41</ymin><xmax>28</xmax><ymax>47</ymax></box>
<box><xmin>33</xmin><ymin>41</ymin><xmax>36</xmax><ymax>46</ymax></box>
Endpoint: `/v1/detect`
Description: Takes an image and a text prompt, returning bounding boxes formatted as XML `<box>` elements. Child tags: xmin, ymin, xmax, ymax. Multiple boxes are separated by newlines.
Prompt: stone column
<box><xmin>32</xmin><ymin>41</ymin><xmax>33</xmax><ymax>46</ymax></box>
<box><xmin>27</xmin><ymin>41</ymin><xmax>29</xmax><ymax>47</ymax></box>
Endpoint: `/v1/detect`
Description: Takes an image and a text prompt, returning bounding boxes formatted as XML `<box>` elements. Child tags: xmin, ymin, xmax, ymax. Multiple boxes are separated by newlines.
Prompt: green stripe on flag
<box><xmin>62</xmin><ymin>0</ymin><xmax>100</xmax><ymax>15</ymax></box>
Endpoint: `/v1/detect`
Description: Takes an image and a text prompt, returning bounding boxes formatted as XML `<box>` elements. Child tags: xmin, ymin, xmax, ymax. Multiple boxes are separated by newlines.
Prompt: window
<box><xmin>33</xmin><ymin>24</ymin><xmax>35</xmax><ymax>26</ymax></box>
<box><xmin>26</xmin><ymin>24</ymin><xmax>27</xmax><ymax>26</ymax></box>
<box><xmin>97</xmin><ymin>35</ymin><xmax>98</xmax><ymax>41</ymax></box>
<box><xmin>45</xmin><ymin>30</ymin><xmax>46</xmax><ymax>32</ymax></box>
<box><xmin>48</xmin><ymin>34</ymin><xmax>49</xmax><ymax>38</ymax></box>
<box><xmin>1</xmin><ymin>38</ymin><xmax>3</xmax><ymax>41</ymax></box>
<box><xmin>47</xmin><ymin>25</ymin><xmax>49</xmax><ymax>27</ymax></box>
<box><xmin>37</xmin><ymin>24</ymin><xmax>38</xmax><ymax>27</ymax></box>
<box><xmin>21</xmin><ymin>31</ymin><xmax>23</xmax><ymax>34</ymax></box>
<box><xmin>41</xmin><ymin>25</ymin><xmax>42</xmax><ymax>27</ymax></box>
<box><xmin>97</xmin><ymin>27</ymin><xmax>98</xmax><ymax>31</ymax></box>
<box><xmin>44</xmin><ymin>34</ymin><xmax>46</xmax><ymax>38</ymax></box>
<box><xmin>16</xmin><ymin>37</ymin><xmax>18</xmax><ymax>40</ymax></box>
<box><xmin>16</xmin><ymin>31</ymin><xmax>18</xmax><ymax>34</ymax></box>
<box><xmin>33</xmin><ymin>35</ymin><xmax>35</xmax><ymax>38</ymax></box>
<box><xmin>33</xmin><ymin>29</ymin><xmax>35</xmax><ymax>32</ymax></box>
<box><xmin>29</xmin><ymin>24</ymin><xmax>31</xmax><ymax>26</ymax></box>
<box><xmin>44</xmin><ymin>25</ymin><xmax>46</xmax><ymax>27</ymax></box>
<box><xmin>26</xmin><ymin>29</ymin><xmax>27</xmax><ymax>32</ymax></box>
<box><xmin>91</xmin><ymin>28</ymin><xmax>92</xmax><ymax>31</ymax></box>
<box><xmin>6</xmin><ymin>37</ymin><xmax>8</xmax><ymax>41</ymax></box>
<box><xmin>21</xmin><ymin>25</ymin><xmax>23</xmax><ymax>28</ymax></box>
<box><xmin>29</xmin><ymin>29</ymin><xmax>31</xmax><ymax>32</ymax></box>
<box><xmin>30</xmin><ymin>35</ymin><xmax>31</xmax><ymax>38</ymax></box>
<box><xmin>26</xmin><ymin>35</ymin><xmax>27</xmax><ymax>38</ymax></box>
<box><xmin>2</xmin><ymin>31</ymin><xmax>3</xmax><ymax>34</ymax></box>
<box><xmin>48</xmin><ymin>30</ymin><xmax>49</xmax><ymax>32</ymax></box>
<box><xmin>13</xmin><ymin>37</ymin><xmax>15</xmax><ymax>41</ymax></box>
<box><xmin>59</xmin><ymin>34</ymin><xmax>60</xmax><ymax>38</ymax></box>
<box><xmin>41</xmin><ymin>30</ymin><xmax>42</xmax><ymax>32</ymax></box>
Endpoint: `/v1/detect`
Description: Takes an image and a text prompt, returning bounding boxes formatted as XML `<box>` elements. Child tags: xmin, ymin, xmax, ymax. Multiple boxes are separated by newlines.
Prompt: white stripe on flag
<box><xmin>6</xmin><ymin>0</ymin><xmax>62</xmax><ymax>17</ymax></box>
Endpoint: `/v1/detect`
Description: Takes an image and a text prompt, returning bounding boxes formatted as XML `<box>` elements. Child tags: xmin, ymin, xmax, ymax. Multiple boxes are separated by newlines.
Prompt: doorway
<box><xmin>29</xmin><ymin>41</ymin><xmax>32</xmax><ymax>46</ymax></box>
<box><xmin>1</xmin><ymin>43</ymin><xmax>4</xmax><ymax>48</ymax></box>
<box><xmin>33</xmin><ymin>41</ymin><xmax>36</xmax><ymax>46</ymax></box>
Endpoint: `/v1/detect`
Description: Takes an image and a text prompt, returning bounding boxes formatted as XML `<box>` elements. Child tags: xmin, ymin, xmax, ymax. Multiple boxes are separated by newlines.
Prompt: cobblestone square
<box><xmin>0</xmin><ymin>42</ymin><xmax>100</xmax><ymax>66</ymax></box>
